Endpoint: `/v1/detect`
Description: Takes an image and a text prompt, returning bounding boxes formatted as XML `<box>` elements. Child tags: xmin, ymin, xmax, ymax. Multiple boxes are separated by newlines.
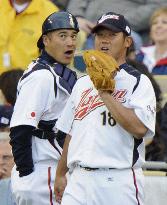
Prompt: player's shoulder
<box><xmin>21</xmin><ymin>61</ymin><xmax>54</xmax><ymax>86</ymax></box>
<box><xmin>122</xmin><ymin>62</ymin><xmax>152</xmax><ymax>84</ymax></box>
<box><xmin>76</xmin><ymin>74</ymin><xmax>89</xmax><ymax>85</ymax></box>
<box><xmin>29</xmin><ymin>61</ymin><xmax>53</xmax><ymax>77</ymax></box>
<box><xmin>120</xmin><ymin>63</ymin><xmax>141</xmax><ymax>77</ymax></box>
<box><xmin>72</xmin><ymin>74</ymin><xmax>90</xmax><ymax>91</ymax></box>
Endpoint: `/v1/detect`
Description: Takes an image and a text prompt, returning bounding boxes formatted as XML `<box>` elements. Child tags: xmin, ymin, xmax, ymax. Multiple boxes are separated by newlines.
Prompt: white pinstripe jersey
<box><xmin>57</xmin><ymin>63</ymin><xmax>156</xmax><ymax>169</ymax></box>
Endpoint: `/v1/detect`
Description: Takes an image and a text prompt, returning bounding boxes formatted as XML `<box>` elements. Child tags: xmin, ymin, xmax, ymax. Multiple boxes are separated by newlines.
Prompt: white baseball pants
<box><xmin>61</xmin><ymin>167</ymin><xmax>144</xmax><ymax>205</ymax></box>
<box><xmin>11</xmin><ymin>160</ymin><xmax>59</xmax><ymax>205</ymax></box>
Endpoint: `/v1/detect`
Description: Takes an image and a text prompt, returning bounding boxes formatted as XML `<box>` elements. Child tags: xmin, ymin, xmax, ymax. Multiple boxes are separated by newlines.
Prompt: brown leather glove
<box><xmin>83</xmin><ymin>50</ymin><xmax>119</xmax><ymax>92</ymax></box>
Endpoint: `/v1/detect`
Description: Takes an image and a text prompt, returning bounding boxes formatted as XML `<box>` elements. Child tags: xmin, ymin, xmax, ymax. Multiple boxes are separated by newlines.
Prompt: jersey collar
<box><xmin>40</xmin><ymin>50</ymin><xmax>57</xmax><ymax>65</ymax></box>
<box><xmin>119</xmin><ymin>63</ymin><xmax>128</xmax><ymax>70</ymax></box>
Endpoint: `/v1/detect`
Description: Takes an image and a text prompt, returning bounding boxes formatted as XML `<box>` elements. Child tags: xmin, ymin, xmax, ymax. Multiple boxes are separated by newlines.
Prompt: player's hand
<box><xmin>54</xmin><ymin>175</ymin><xmax>67</xmax><ymax>204</ymax></box>
<box><xmin>77</xmin><ymin>17</ymin><xmax>95</xmax><ymax>34</ymax></box>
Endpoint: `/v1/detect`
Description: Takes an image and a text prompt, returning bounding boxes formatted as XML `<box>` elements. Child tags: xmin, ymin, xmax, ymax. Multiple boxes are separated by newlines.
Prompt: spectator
<box><xmin>0</xmin><ymin>69</ymin><xmax>24</xmax><ymax>106</ymax></box>
<box><xmin>0</xmin><ymin>137</ymin><xmax>14</xmax><ymax>180</ymax></box>
<box><xmin>0</xmin><ymin>135</ymin><xmax>15</xmax><ymax>205</ymax></box>
<box><xmin>0</xmin><ymin>0</ymin><xmax>58</xmax><ymax>74</ymax></box>
<box><xmin>136</xmin><ymin>7</ymin><xmax>167</xmax><ymax>75</ymax></box>
<box><xmin>67</xmin><ymin>0</ymin><xmax>167</xmax><ymax>50</ymax></box>
<box><xmin>0</xmin><ymin>69</ymin><xmax>24</xmax><ymax>131</ymax></box>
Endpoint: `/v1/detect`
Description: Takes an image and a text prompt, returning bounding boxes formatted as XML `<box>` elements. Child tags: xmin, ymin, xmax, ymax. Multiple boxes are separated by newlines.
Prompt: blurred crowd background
<box><xmin>0</xmin><ymin>0</ymin><xmax>167</xmax><ymax>204</ymax></box>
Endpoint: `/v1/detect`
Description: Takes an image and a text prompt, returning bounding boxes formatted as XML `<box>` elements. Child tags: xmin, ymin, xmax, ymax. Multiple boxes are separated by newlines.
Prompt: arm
<box><xmin>98</xmin><ymin>90</ymin><xmax>147</xmax><ymax>139</ymax></box>
<box><xmin>54</xmin><ymin>134</ymin><xmax>71</xmax><ymax>203</ymax></box>
<box><xmin>10</xmin><ymin>125</ymin><xmax>35</xmax><ymax>177</ymax></box>
<box><xmin>77</xmin><ymin>17</ymin><xmax>95</xmax><ymax>34</ymax></box>
<box><xmin>9</xmin><ymin>70</ymin><xmax>54</xmax><ymax>176</ymax></box>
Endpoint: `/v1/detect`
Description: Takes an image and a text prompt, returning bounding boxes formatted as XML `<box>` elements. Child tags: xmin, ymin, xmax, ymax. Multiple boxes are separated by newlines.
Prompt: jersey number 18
<box><xmin>101</xmin><ymin>111</ymin><xmax>116</xmax><ymax>126</ymax></box>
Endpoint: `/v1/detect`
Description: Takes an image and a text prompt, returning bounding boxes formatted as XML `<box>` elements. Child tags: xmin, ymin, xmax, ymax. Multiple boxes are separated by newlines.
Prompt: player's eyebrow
<box><xmin>57</xmin><ymin>31</ymin><xmax>67</xmax><ymax>34</ymax></box>
<box><xmin>57</xmin><ymin>30</ymin><xmax>77</xmax><ymax>35</ymax></box>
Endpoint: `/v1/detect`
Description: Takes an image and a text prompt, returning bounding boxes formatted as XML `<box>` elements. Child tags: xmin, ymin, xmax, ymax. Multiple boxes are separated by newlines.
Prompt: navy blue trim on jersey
<box><xmin>20</xmin><ymin>63</ymin><xmax>58</xmax><ymax>98</ymax></box>
<box><xmin>39</xmin><ymin>50</ymin><xmax>77</xmax><ymax>94</ymax></box>
<box><xmin>20</xmin><ymin>50</ymin><xmax>77</xmax><ymax>96</ymax></box>
<box><xmin>119</xmin><ymin>63</ymin><xmax>141</xmax><ymax>93</ymax></box>
<box><xmin>51</xmin><ymin>63</ymin><xmax>77</xmax><ymax>94</ymax></box>
<box><xmin>132</xmin><ymin>138</ymin><xmax>143</xmax><ymax>166</ymax></box>
<box><xmin>20</xmin><ymin>63</ymin><xmax>47</xmax><ymax>81</ymax></box>
<box><xmin>40</xmin><ymin>49</ymin><xmax>57</xmax><ymax>65</ymax></box>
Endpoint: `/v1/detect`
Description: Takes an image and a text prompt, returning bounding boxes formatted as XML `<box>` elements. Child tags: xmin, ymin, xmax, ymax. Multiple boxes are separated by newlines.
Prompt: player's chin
<box><xmin>99</xmin><ymin>49</ymin><xmax>110</xmax><ymax>55</ymax></box>
<box><xmin>105</xmin><ymin>50</ymin><xmax>115</xmax><ymax>57</ymax></box>
<box><xmin>61</xmin><ymin>55</ymin><xmax>73</xmax><ymax>65</ymax></box>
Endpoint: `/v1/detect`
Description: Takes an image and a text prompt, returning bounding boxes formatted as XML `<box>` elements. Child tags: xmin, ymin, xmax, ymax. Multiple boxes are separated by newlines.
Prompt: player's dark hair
<box><xmin>0</xmin><ymin>69</ymin><xmax>24</xmax><ymax>106</ymax></box>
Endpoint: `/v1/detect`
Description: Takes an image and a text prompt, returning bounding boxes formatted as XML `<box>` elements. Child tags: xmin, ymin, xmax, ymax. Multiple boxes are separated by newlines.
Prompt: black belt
<box><xmin>79</xmin><ymin>165</ymin><xmax>115</xmax><ymax>171</ymax></box>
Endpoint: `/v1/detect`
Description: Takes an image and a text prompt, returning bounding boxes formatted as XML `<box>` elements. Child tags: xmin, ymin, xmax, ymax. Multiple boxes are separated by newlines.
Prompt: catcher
<box><xmin>54</xmin><ymin>12</ymin><xmax>156</xmax><ymax>205</ymax></box>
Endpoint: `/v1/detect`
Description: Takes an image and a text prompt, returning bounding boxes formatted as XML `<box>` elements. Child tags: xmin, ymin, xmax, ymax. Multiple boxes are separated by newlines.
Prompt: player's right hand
<box><xmin>54</xmin><ymin>175</ymin><xmax>67</xmax><ymax>204</ymax></box>
<box><xmin>77</xmin><ymin>17</ymin><xmax>95</xmax><ymax>34</ymax></box>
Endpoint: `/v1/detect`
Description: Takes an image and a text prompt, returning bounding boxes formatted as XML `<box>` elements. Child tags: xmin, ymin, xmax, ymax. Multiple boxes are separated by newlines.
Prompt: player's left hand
<box><xmin>54</xmin><ymin>175</ymin><xmax>67</xmax><ymax>203</ymax></box>
<box><xmin>83</xmin><ymin>50</ymin><xmax>119</xmax><ymax>92</ymax></box>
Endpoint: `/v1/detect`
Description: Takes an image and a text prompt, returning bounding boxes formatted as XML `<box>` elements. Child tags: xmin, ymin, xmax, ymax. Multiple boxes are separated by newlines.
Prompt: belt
<box><xmin>79</xmin><ymin>165</ymin><xmax>115</xmax><ymax>171</ymax></box>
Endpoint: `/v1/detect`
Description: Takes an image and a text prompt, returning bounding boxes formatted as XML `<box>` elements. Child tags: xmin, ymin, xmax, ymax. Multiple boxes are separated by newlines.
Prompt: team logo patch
<box><xmin>98</xmin><ymin>14</ymin><xmax>119</xmax><ymax>23</ymax></box>
<box><xmin>69</xmin><ymin>13</ymin><xmax>75</xmax><ymax>28</ymax></box>
<box><xmin>75</xmin><ymin>88</ymin><xmax>104</xmax><ymax>120</ymax></box>
<box><xmin>147</xmin><ymin>105</ymin><xmax>156</xmax><ymax>114</ymax></box>
<box><xmin>47</xmin><ymin>18</ymin><xmax>53</xmax><ymax>24</ymax></box>
<box><xmin>74</xmin><ymin>88</ymin><xmax>127</xmax><ymax>120</ymax></box>
<box><xmin>31</xmin><ymin>112</ymin><xmax>36</xmax><ymax>117</ymax></box>
<box><xmin>112</xmin><ymin>89</ymin><xmax>127</xmax><ymax>103</ymax></box>
<box><xmin>26</xmin><ymin>111</ymin><xmax>36</xmax><ymax>120</ymax></box>
<box><xmin>125</xmin><ymin>26</ymin><xmax>131</xmax><ymax>34</ymax></box>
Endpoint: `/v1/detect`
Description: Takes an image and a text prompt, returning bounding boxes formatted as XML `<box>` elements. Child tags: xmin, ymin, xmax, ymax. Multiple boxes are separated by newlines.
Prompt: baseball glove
<box><xmin>83</xmin><ymin>50</ymin><xmax>119</xmax><ymax>92</ymax></box>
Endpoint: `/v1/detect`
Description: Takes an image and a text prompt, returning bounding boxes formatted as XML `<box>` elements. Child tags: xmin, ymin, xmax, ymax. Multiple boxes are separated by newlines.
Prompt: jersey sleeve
<box><xmin>56</xmin><ymin>83</ymin><xmax>77</xmax><ymax>134</ymax></box>
<box><xmin>127</xmin><ymin>74</ymin><xmax>156</xmax><ymax>139</ymax></box>
<box><xmin>10</xmin><ymin>70</ymin><xmax>54</xmax><ymax>128</ymax></box>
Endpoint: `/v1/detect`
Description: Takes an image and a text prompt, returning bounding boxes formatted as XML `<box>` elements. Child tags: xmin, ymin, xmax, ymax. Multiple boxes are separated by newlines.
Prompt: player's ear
<box><xmin>125</xmin><ymin>36</ymin><xmax>133</xmax><ymax>49</ymax></box>
<box><xmin>43</xmin><ymin>34</ymin><xmax>50</xmax><ymax>47</ymax></box>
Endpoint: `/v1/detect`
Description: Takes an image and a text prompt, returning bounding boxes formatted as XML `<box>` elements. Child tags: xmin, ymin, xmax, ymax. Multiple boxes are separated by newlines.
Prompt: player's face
<box><xmin>150</xmin><ymin>14</ymin><xmax>167</xmax><ymax>43</ymax></box>
<box><xmin>43</xmin><ymin>29</ymin><xmax>78</xmax><ymax>65</ymax></box>
<box><xmin>94</xmin><ymin>28</ymin><xmax>131</xmax><ymax>63</ymax></box>
<box><xmin>0</xmin><ymin>140</ymin><xmax>14</xmax><ymax>179</ymax></box>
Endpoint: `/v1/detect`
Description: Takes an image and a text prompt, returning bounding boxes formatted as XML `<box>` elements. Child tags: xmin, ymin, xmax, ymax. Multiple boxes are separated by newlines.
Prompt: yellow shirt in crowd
<box><xmin>0</xmin><ymin>0</ymin><xmax>58</xmax><ymax>74</ymax></box>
